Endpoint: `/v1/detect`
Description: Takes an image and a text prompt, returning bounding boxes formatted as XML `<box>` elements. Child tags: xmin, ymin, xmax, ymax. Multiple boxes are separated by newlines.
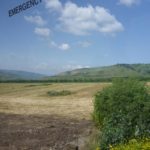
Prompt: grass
<box><xmin>47</xmin><ymin>90</ymin><xmax>73</xmax><ymax>96</ymax></box>
<box><xmin>0</xmin><ymin>82</ymin><xmax>148</xmax><ymax>119</ymax></box>
<box><xmin>0</xmin><ymin>83</ymin><xmax>108</xmax><ymax>149</ymax></box>
<box><xmin>83</xmin><ymin>128</ymin><xmax>100</xmax><ymax>150</ymax></box>
<box><xmin>0</xmin><ymin>83</ymin><xmax>108</xmax><ymax>119</ymax></box>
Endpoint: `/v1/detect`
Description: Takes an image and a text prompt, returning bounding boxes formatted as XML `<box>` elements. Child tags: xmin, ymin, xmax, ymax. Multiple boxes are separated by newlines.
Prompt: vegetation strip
<box><xmin>93</xmin><ymin>79</ymin><xmax>150</xmax><ymax>150</ymax></box>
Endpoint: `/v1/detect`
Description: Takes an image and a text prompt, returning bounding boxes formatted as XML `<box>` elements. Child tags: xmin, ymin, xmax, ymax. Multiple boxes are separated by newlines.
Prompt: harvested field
<box><xmin>0</xmin><ymin>83</ymin><xmax>109</xmax><ymax>150</ymax></box>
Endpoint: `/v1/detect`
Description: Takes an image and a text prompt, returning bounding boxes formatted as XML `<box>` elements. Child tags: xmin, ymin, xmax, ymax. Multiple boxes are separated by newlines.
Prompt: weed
<box><xmin>47</xmin><ymin>90</ymin><xmax>73</xmax><ymax>96</ymax></box>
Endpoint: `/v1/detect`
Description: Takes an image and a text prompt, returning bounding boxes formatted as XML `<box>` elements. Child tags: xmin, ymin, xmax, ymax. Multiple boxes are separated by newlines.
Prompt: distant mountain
<box><xmin>2</xmin><ymin>64</ymin><xmax>150</xmax><ymax>82</ymax></box>
<box><xmin>46</xmin><ymin>64</ymin><xmax>150</xmax><ymax>81</ymax></box>
<box><xmin>0</xmin><ymin>69</ymin><xmax>46</xmax><ymax>81</ymax></box>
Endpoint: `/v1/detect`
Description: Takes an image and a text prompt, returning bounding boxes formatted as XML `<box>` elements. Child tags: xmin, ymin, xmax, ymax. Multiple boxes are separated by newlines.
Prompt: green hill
<box><xmin>46</xmin><ymin>64</ymin><xmax>150</xmax><ymax>81</ymax></box>
<box><xmin>1</xmin><ymin>64</ymin><xmax>150</xmax><ymax>82</ymax></box>
<box><xmin>0</xmin><ymin>69</ymin><xmax>46</xmax><ymax>81</ymax></box>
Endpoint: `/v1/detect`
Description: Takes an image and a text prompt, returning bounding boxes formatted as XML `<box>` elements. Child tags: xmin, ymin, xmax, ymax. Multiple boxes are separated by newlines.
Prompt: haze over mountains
<box><xmin>0</xmin><ymin>70</ymin><xmax>46</xmax><ymax>81</ymax></box>
<box><xmin>1</xmin><ymin>64</ymin><xmax>150</xmax><ymax>81</ymax></box>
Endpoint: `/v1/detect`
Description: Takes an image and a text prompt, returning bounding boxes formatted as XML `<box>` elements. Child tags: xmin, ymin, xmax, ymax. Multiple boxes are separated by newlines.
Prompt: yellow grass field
<box><xmin>0</xmin><ymin>83</ymin><xmax>109</xmax><ymax>150</ymax></box>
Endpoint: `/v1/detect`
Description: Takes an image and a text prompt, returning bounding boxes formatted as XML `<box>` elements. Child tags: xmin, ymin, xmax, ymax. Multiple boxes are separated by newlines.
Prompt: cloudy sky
<box><xmin>0</xmin><ymin>0</ymin><xmax>150</xmax><ymax>75</ymax></box>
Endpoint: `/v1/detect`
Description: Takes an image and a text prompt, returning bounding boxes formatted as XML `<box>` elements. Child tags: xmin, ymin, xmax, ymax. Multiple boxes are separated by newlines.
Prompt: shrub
<box><xmin>93</xmin><ymin>78</ymin><xmax>150</xmax><ymax>150</ymax></box>
<box><xmin>47</xmin><ymin>90</ymin><xmax>73</xmax><ymax>96</ymax></box>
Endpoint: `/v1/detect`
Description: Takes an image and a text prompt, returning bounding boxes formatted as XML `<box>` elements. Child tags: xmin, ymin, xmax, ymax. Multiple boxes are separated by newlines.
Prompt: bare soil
<box><xmin>0</xmin><ymin>113</ymin><xmax>93</xmax><ymax>150</ymax></box>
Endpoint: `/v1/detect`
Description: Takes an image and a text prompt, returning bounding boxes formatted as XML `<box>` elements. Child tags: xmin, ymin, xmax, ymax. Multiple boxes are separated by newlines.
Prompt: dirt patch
<box><xmin>0</xmin><ymin>113</ymin><xmax>93</xmax><ymax>150</ymax></box>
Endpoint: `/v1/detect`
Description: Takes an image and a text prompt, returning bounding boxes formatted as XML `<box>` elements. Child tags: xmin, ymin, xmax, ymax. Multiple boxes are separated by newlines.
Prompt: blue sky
<box><xmin>0</xmin><ymin>0</ymin><xmax>150</xmax><ymax>75</ymax></box>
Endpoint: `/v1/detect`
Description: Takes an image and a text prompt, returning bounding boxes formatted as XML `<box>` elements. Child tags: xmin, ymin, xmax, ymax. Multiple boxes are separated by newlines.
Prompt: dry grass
<box><xmin>0</xmin><ymin>83</ymin><xmax>110</xmax><ymax>149</ymax></box>
<box><xmin>0</xmin><ymin>83</ymin><xmax>109</xmax><ymax>120</ymax></box>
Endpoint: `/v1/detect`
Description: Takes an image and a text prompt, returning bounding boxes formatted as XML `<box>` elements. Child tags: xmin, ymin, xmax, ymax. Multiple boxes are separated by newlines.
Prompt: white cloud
<box><xmin>45</xmin><ymin>0</ymin><xmax>62</xmax><ymax>11</ymax></box>
<box><xmin>34</xmin><ymin>27</ymin><xmax>50</xmax><ymax>37</ymax></box>
<box><xmin>59</xmin><ymin>43</ymin><xmax>70</xmax><ymax>50</ymax></box>
<box><xmin>119</xmin><ymin>0</ymin><xmax>140</xmax><ymax>6</ymax></box>
<box><xmin>24</xmin><ymin>15</ymin><xmax>46</xmax><ymax>26</ymax></box>
<box><xmin>45</xmin><ymin>0</ymin><xmax>124</xmax><ymax>35</ymax></box>
<box><xmin>48</xmin><ymin>41</ymin><xmax>71</xmax><ymax>51</ymax></box>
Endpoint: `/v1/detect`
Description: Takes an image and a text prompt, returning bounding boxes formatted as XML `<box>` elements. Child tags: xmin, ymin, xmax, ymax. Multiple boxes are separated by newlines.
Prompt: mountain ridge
<box><xmin>0</xmin><ymin>69</ymin><xmax>46</xmax><ymax>81</ymax></box>
<box><xmin>1</xmin><ymin>64</ymin><xmax>150</xmax><ymax>81</ymax></box>
<box><xmin>46</xmin><ymin>63</ymin><xmax>150</xmax><ymax>80</ymax></box>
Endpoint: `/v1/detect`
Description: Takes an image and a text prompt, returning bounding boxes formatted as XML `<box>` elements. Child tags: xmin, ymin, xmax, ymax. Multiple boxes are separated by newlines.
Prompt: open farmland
<box><xmin>0</xmin><ymin>83</ymin><xmax>109</xmax><ymax>150</ymax></box>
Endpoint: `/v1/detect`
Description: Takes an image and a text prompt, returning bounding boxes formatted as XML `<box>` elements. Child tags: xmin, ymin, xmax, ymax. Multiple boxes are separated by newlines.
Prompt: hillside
<box><xmin>1</xmin><ymin>64</ymin><xmax>150</xmax><ymax>82</ymax></box>
<box><xmin>47</xmin><ymin>64</ymin><xmax>150</xmax><ymax>81</ymax></box>
<box><xmin>0</xmin><ymin>69</ymin><xmax>46</xmax><ymax>81</ymax></box>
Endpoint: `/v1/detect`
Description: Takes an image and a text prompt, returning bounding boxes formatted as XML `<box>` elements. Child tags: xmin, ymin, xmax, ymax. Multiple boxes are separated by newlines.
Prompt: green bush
<box><xmin>93</xmin><ymin>79</ymin><xmax>150</xmax><ymax>150</ymax></box>
<box><xmin>47</xmin><ymin>90</ymin><xmax>73</xmax><ymax>96</ymax></box>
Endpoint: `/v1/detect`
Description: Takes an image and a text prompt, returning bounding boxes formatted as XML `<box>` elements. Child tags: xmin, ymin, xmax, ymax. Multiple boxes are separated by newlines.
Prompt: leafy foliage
<box><xmin>93</xmin><ymin>79</ymin><xmax>150</xmax><ymax>150</ymax></box>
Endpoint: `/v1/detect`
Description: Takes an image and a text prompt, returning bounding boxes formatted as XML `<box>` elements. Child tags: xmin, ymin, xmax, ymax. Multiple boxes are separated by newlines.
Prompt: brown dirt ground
<box><xmin>0</xmin><ymin>113</ymin><xmax>93</xmax><ymax>150</ymax></box>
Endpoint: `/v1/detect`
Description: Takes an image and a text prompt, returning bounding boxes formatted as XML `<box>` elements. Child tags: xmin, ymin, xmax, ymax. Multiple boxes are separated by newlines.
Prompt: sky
<box><xmin>0</xmin><ymin>0</ymin><xmax>150</xmax><ymax>75</ymax></box>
